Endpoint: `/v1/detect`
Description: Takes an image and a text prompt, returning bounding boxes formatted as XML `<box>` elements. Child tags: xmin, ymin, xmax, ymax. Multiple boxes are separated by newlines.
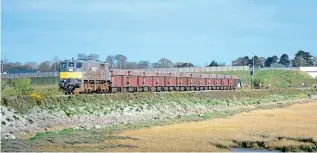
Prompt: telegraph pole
<box><xmin>250</xmin><ymin>56</ymin><xmax>255</xmax><ymax>89</ymax></box>
<box><xmin>300</xmin><ymin>52</ymin><xmax>303</xmax><ymax>87</ymax></box>
<box><xmin>301</xmin><ymin>52</ymin><xmax>302</xmax><ymax>67</ymax></box>
<box><xmin>253</xmin><ymin>57</ymin><xmax>255</xmax><ymax>77</ymax></box>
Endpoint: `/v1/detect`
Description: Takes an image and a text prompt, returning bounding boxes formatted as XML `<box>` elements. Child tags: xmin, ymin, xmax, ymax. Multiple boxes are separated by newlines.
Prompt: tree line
<box><xmin>0</xmin><ymin>54</ymin><xmax>197</xmax><ymax>72</ymax></box>
<box><xmin>1</xmin><ymin>50</ymin><xmax>316</xmax><ymax>73</ymax></box>
<box><xmin>231</xmin><ymin>50</ymin><xmax>317</xmax><ymax>68</ymax></box>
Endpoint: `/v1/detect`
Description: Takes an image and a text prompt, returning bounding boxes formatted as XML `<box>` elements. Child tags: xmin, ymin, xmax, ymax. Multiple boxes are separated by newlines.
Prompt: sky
<box><xmin>1</xmin><ymin>0</ymin><xmax>317</xmax><ymax>66</ymax></box>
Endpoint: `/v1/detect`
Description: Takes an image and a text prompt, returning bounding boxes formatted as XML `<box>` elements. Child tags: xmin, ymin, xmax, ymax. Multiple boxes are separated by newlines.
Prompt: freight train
<box><xmin>58</xmin><ymin>58</ymin><xmax>242</xmax><ymax>94</ymax></box>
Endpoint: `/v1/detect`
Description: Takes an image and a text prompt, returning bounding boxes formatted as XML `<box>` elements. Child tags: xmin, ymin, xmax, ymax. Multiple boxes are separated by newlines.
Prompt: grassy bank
<box><xmin>1</xmin><ymin>88</ymin><xmax>315</xmax><ymax>115</ymax></box>
<box><xmin>1</xmin><ymin>88</ymin><xmax>317</xmax><ymax>152</ymax></box>
<box><xmin>206</xmin><ymin>70</ymin><xmax>317</xmax><ymax>88</ymax></box>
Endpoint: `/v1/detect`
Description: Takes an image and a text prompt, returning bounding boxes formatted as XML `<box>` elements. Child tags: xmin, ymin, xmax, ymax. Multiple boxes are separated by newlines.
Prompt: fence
<box><xmin>1</xmin><ymin>66</ymin><xmax>315</xmax><ymax>87</ymax></box>
<box><xmin>254</xmin><ymin>67</ymin><xmax>300</xmax><ymax>71</ymax></box>
<box><xmin>2</xmin><ymin>77</ymin><xmax>60</xmax><ymax>86</ymax></box>
<box><xmin>1</xmin><ymin>72</ymin><xmax>60</xmax><ymax>86</ymax></box>
<box><xmin>128</xmin><ymin>66</ymin><xmax>250</xmax><ymax>73</ymax></box>
<box><xmin>0</xmin><ymin>66</ymin><xmax>310</xmax><ymax>79</ymax></box>
<box><xmin>1</xmin><ymin>72</ymin><xmax>59</xmax><ymax>79</ymax></box>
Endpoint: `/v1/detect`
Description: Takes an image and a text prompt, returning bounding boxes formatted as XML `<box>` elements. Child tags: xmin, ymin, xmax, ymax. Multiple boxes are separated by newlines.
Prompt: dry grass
<box><xmin>114</xmin><ymin>102</ymin><xmax>317</xmax><ymax>151</ymax></box>
<box><xmin>32</xmin><ymin>101</ymin><xmax>317</xmax><ymax>152</ymax></box>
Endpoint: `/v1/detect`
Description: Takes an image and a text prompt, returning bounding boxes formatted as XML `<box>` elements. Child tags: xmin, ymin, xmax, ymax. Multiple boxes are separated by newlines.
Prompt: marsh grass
<box><xmin>103</xmin><ymin>102</ymin><xmax>317</xmax><ymax>152</ymax></box>
<box><xmin>29</xmin><ymin>128</ymin><xmax>86</xmax><ymax>141</ymax></box>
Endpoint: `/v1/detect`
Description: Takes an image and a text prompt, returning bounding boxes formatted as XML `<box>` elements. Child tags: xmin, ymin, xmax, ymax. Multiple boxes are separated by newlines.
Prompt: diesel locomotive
<box><xmin>58</xmin><ymin>58</ymin><xmax>242</xmax><ymax>94</ymax></box>
<box><xmin>58</xmin><ymin>58</ymin><xmax>111</xmax><ymax>94</ymax></box>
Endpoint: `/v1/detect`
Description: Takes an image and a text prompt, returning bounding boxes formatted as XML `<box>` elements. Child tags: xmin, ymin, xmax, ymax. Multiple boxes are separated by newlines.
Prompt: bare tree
<box><xmin>88</xmin><ymin>54</ymin><xmax>100</xmax><ymax>60</ymax></box>
<box><xmin>173</xmin><ymin>62</ymin><xmax>184</xmax><ymax>68</ymax></box>
<box><xmin>294</xmin><ymin>50</ymin><xmax>313</xmax><ymax>66</ymax></box>
<box><xmin>258</xmin><ymin>57</ymin><xmax>266</xmax><ymax>67</ymax></box>
<box><xmin>313</xmin><ymin>56</ymin><xmax>317</xmax><ymax>66</ymax></box>
<box><xmin>124</xmin><ymin>62</ymin><xmax>139</xmax><ymax>69</ymax></box>
<box><xmin>137</xmin><ymin>60</ymin><xmax>150</xmax><ymax>69</ymax></box>
<box><xmin>52</xmin><ymin>56</ymin><xmax>59</xmax><ymax>71</ymax></box>
<box><xmin>232</xmin><ymin>56</ymin><xmax>250</xmax><ymax>66</ymax></box>
<box><xmin>151</xmin><ymin>62</ymin><xmax>160</xmax><ymax>68</ymax></box>
<box><xmin>105</xmin><ymin>55</ymin><xmax>115</xmax><ymax>69</ymax></box>
<box><xmin>78</xmin><ymin>54</ymin><xmax>88</xmax><ymax>60</ymax></box>
<box><xmin>114</xmin><ymin>54</ymin><xmax>127</xmax><ymax>69</ymax></box>
<box><xmin>39</xmin><ymin>61</ymin><xmax>52</xmax><ymax>72</ymax></box>
<box><xmin>158</xmin><ymin>58</ymin><xmax>174</xmax><ymax>68</ymax></box>
<box><xmin>2</xmin><ymin>61</ymin><xmax>22</xmax><ymax>71</ymax></box>
<box><xmin>22</xmin><ymin>62</ymin><xmax>38</xmax><ymax>70</ymax></box>
<box><xmin>292</xmin><ymin>56</ymin><xmax>308</xmax><ymax>67</ymax></box>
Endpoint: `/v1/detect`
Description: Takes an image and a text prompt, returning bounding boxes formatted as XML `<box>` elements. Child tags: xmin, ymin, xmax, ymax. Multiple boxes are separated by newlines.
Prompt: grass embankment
<box><xmin>1</xmin><ymin>88</ymin><xmax>314</xmax><ymax>115</ymax></box>
<box><xmin>206</xmin><ymin>70</ymin><xmax>317</xmax><ymax>88</ymax></box>
<box><xmin>1</xmin><ymin>89</ymin><xmax>317</xmax><ymax>152</ymax></box>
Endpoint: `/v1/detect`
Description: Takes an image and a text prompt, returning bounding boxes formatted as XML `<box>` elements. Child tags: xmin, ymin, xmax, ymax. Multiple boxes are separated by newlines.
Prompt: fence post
<box><xmin>44</xmin><ymin>72</ymin><xmax>46</xmax><ymax>85</ymax></box>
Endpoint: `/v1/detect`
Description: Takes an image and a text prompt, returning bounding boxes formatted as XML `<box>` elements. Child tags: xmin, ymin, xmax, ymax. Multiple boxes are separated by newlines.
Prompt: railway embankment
<box><xmin>1</xmin><ymin>88</ymin><xmax>316</xmax><ymax>141</ymax></box>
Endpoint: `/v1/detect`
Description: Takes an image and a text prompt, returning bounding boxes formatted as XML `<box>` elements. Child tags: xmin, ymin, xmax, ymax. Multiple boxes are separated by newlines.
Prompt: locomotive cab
<box><xmin>58</xmin><ymin>59</ymin><xmax>84</xmax><ymax>93</ymax></box>
<box><xmin>59</xmin><ymin>60</ymin><xmax>84</xmax><ymax>79</ymax></box>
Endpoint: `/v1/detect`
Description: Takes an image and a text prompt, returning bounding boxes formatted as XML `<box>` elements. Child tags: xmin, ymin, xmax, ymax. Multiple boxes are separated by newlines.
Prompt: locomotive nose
<box><xmin>58</xmin><ymin>80</ymin><xmax>65</xmax><ymax>88</ymax></box>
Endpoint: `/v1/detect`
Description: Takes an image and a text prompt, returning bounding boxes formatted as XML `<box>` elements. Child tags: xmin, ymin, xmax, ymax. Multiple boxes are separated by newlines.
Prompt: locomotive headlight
<box><xmin>69</xmin><ymin>68</ymin><xmax>73</xmax><ymax>72</ymax></box>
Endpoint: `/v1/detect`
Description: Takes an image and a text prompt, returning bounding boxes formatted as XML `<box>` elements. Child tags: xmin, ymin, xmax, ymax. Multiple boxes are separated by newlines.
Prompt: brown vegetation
<box><xmin>30</xmin><ymin>101</ymin><xmax>317</xmax><ymax>152</ymax></box>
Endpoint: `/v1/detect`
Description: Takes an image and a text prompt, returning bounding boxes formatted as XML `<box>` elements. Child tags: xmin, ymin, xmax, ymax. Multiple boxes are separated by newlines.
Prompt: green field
<box><xmin>206</xmin><ymin>70</ymin><xmax>317</xmax><ymax>88</ymax></box>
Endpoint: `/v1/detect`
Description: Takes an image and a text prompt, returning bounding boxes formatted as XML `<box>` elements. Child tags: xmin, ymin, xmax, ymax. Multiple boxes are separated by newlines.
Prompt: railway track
<box><xmin>56</xmin><ymin>87</ymin><xmax>315</xmax><ymax>97</ymax></box>
<box><xmin>55</xmin><ymin>89</ymin><xmax>262</xmax><ymax>97</ymax></box>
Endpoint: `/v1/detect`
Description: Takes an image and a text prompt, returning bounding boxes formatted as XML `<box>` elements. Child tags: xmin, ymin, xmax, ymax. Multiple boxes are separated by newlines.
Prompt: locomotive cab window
<box><xmin>69</xmin><ymin>62</ymin><xmax>75</xmax><ymax>67</ymax></box>
<box><xmin>76</xmin><ymin>62</ymin><xmax>83</xmax><ymax>68</ymax></box>
<box><xmin>60</xmin><ymin>62</ymin><xmax>67</xmax><ymax>71</ymax></box>
<box><xmin>60</xmin><ymin>62</ymin><xmax>67</xmax><ymax>68</ymax></box>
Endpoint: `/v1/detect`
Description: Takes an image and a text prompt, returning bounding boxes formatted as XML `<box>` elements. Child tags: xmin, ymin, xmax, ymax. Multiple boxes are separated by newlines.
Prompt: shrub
<box><xmin>253</xmin><ymin>78</ymin><xmax>264</xmax><ymax>89</ymax></box>
<box><xmin>12</xmin><ymin>78</ymin><xmax>33</xmax><ymax>95</ymax></box>
<box><xmin>1</xmin><ymin>79</ymin><xmax>8</xmax><ymax>90</ymax></box>
<box><xmin>30</xmin><ymin>93</ymin><xmax>44</xmax><ymax>106</ymax></box>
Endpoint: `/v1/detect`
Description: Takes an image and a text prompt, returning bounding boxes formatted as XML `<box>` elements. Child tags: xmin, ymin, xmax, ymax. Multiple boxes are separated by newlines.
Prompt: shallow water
<box><xmin>232</xmin><ymin>148</ymin><xmax>281</xmax><ymax>152</ymax></box>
